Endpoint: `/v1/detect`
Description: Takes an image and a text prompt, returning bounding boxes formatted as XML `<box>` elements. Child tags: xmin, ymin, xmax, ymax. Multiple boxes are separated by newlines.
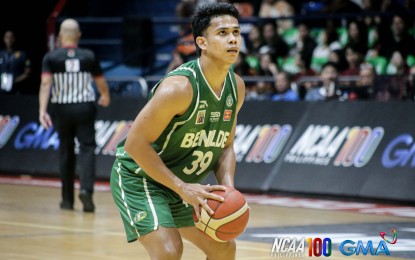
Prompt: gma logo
<box><xmin>339</xmin><ymin>240</ymin><xmax>390</xmax><ymax>256</ymax></box>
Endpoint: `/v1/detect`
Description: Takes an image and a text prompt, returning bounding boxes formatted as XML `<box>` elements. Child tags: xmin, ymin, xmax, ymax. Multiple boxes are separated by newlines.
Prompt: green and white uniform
<box><xmin>111</xmin><ymin>59</ymin><xmax>238</xmax><ymax>242</ymax></box>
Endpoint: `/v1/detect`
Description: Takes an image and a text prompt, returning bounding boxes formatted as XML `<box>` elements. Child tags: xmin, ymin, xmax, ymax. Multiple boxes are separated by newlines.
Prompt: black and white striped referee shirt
<box><xmin>41</xmin><ymin>46</ymin><xmax>103</xmax><ymax>104</ymax></box>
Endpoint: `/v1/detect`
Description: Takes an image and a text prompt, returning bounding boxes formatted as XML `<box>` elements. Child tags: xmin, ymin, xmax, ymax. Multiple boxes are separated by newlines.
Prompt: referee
<box><xmin>39</xmin><ymin>18</ymin><xmax>110</xmax><ymax>212</ymax></box>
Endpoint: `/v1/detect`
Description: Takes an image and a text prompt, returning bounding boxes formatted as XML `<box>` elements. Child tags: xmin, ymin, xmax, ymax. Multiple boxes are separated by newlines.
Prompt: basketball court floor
<box><xmin>0</xmin><ymin>175</ymin><xmax>414</xmax><ymax>260</ymax></box>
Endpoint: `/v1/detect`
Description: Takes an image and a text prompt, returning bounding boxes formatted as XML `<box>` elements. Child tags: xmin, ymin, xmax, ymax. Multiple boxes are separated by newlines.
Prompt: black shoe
<box><xmin>60</xmin><ymin>201</ymin><xmax>74</xmax><ymax>210</ymax></box>
<box><xmin>79</xmin><ymin>190</ymin><xmax>95</xmax><ymax>213</ymax></box>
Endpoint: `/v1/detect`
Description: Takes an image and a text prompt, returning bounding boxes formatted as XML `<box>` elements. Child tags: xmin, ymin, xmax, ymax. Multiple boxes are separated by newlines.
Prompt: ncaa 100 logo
<box><xmin>284</xmin><ymin>125</ymin><xmax>384</xmax><ymax>167</ymax></box>
<box><xmin>270</xmin><ymin>229</ymin><xmax>397</xmax><ymax>258</ymax></box>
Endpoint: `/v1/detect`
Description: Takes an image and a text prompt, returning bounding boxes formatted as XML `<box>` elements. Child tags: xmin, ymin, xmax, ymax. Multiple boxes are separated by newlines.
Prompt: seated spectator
<box><xmin>271</xmin><ymin>71</ymin><xmax>299</xmax><ymax>101</ymax></box>
<box><xmin>233</xmin><ymin>2</ymin><xmax>254</xmax><ymax>17</ymax></box>
<box><xmin>341</xmin><ymin>43</ymin><xmax>366</xmax><ymax>76</ymax></box>
<box><xmin>386</xmin><ymin>50</ymin><xmax>410</xmax><ymax>76</ymax></box>
<box><xmin>311</xmin><ymin>20</ymin><xmax>342</xmax><ymax>71</ymax></box>
<box><xmin>378</xmin><ymin>13</ymin><xmax>415</xmax><ymax>61</ymax></box>
<box><xmin>305</xmin><ymin>62</ymin><xmax>340</xmax><ymax>101</ymax></box>
<box><xmin>258</xmin><ymin>51</ymin><xmax>279</xmax><ymax>76</ymax></box>
<box><xmin>294</xmin><ymin>51</ymin><xmax>317</xmax><ymax>81</ymax></box>
<box><xmin>376</xmin><ymin>51</ymin><xmax>412</xmax><ymax>101</ymax></box>
<box><xmin>294</xmin><ymin>51</ymin><xmax>317</xmax><ymax>99</ymax></box>
<box><xmin>343</xmin><ymin>20</ymin><xmax>368</xmax><ymax>55</ymax></box>
<box><xmin>347</xmin><ymin>63</ymin><xmax>376</xmax><ymax>100</ymax></box>
<box><xmin>246</xmin><ymin>24</ymin><xmax>264</xmax><ymax>57</ymax></box>
<box><xmin>259</xmin><ymin>0</ymin><xmax>295</xmax><ymax>34</ymax></box>
<box><xmin>290</xmin><ymin>22</ymin><xmax>317</xmax><ymax>60</ymax></box>
<box><xmin>175</xmin><ymin>0</ymin><xmax>196</xmax><ymax>18</ymax></box>
<box><xmin>328</xmin><ymin>49</ymin><xmax>348</xmax><ymax>74</ymax></box>
<box><xmin>258</xmin><ymin>20</ymin><xmax>289</xmax><ymax>60</ymax></box>
<box><xmin>233</xmin><ymin>51</ymin><xmax>256</xmax><ymax>76</ymax></box>
<box><xmin>167</xmin><ymin>0</ymin><xmax>198</xmax><ymax>73</ymax></box>
<box><xmin>166</xmin><ymin>25</ymin><xmax>197</xmax><ymax>73</ymax></box>
<box><xmin>245</xmin><ymin>81</ymin><xmax>274</xmax><ymax>101</ymax></box>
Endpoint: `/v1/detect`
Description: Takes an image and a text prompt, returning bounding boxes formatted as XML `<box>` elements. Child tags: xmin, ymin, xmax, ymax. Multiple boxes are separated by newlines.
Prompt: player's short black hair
<box><xmin>191</xmin><ymin>2</ymin><xmax>240</xmax><ymax>56</ymax></box>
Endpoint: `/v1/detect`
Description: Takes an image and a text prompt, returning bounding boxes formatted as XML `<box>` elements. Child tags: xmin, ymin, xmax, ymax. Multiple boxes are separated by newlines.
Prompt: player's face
<box><xmin>203</xmin><ymin>15</ymin><xmax>241</xmax><ymax>64</ymax></box>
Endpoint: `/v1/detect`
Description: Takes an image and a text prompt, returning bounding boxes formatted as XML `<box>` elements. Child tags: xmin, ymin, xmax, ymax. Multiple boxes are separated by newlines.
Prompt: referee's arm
<box><xmin>94</xmin><ymin>75</ymin><xmax>110</xmax><ymax>107</ymax></box>
<box><xmin>38</xmin><ymin>72</ymin><xmax>53</xmax><ymax>129</ymax></box>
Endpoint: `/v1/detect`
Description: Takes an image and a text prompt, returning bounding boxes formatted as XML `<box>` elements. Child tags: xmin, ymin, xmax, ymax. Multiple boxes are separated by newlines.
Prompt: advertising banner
<box><xmin>0</xmin><ymin>95</ymin><xmax>144</xmax><ymax>177</ymax></box>
<box><xmin>1</xmin><ymin>95</ymin><xmax>414</xmax><ymax>202</ymax></box>
<box><xmin>270</xmin><ymin>101</ymin><xmax>415</xmax><ymax>202</ymax></box>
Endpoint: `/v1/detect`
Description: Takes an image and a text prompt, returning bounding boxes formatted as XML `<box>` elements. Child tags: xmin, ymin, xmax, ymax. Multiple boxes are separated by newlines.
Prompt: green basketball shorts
<box><xmin>110</xmin><ymin>157</ymin><xmax>195</xmax><ymax>242</ymax></box>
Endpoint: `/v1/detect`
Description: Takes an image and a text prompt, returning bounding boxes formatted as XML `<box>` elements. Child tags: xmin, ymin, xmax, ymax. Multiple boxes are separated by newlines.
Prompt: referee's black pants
<box><xmin>52</xmin><ymin>102</ymin><xmax>97</xmax><ymax>206</ymax></box>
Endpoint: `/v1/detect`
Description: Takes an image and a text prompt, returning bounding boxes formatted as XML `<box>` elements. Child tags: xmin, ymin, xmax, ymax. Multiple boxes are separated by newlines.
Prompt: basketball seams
<box><xmin>193</xmin><ymin>186</ymin><xmax>250</xmax><ymax>242</ymax></box>
<box><xmin>206</xmin><ymin>202</ymin><xmax>249</xmax><ymax>230</ymax></box>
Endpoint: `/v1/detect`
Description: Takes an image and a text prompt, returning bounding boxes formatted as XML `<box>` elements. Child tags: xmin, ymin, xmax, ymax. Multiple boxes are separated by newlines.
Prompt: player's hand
<box><xmin>39</xmin><ymin>111</ymin><xmax>53</xmax><ymax>130</ymax></box>
<box><xmin>179</xmin><ymin>183</ymin><xmax>226</xmax><ymax>219</ymax></box>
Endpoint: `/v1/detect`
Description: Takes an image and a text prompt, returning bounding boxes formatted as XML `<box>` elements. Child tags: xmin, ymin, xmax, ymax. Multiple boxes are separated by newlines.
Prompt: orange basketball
<box><xmin>193</xmin><ymin>185</ymin><xmax>250</xmax><ymax>242</ymax></box>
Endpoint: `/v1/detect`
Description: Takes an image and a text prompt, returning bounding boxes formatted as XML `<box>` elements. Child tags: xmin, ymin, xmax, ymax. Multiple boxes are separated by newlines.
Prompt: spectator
<box><xmin>378</xmin><ymin>13</ymin><xmax>415</xmax><ymax>61</ymax></box>
<box><xmin>176</xmin><ymin>0</ymin><xmax>197</xmax><ymax>18</ymax></box>
<box><xmin>343</xmin><ymin>20</ymin><xmax>368</xmax><ymax>55</ymax></box>
<box><xmin>357</xmin><ymin>63</ymin><xmax>377</xmax><ymax>88</ymax></box>
<box><xmin>329</xmin><ymin>49</ymin><xmax>349</xmax><ymax>73</ymax></box>
<box><xmin>167</xmin><ymin>1</ymin><xmax>198</xmax><ymax>73</ymax></box>
<box><xmin>311</xmin><ymin>20</ymin><xmax>342</xmax><ymax>71</ymax></box>
<box><xmin>378</xmin><ymin>51</ymin><xmax>412</xmax><ymax>100</ymax></box>
<box><xmin>233</xmin><ymin>51</ymin><xmax>256</xmax><ymax>76</ymax></box>
<box><xmin>0</xmin><ymin>30</ymin><xmax>31</xmax><ymax>94</ymax></box>
<box><xmin>294</xmin><ymin>51</ymin><xmax>317</xmax><ymax>79</ymax></box>
<box><xmin>271</xmin><ymin>71</ymin><xmax>299</xmax><ymax>101</ymax></box>
<box><xmin>247</xmin><ymin>81</ymin><xmax>274</xmax><ymax>101</ymax></box>
<box><xmin>361</xmin><ymin>0</ymin><xmax>379</xmax><ymax>27</ymax></box>
<box><xmin>321</xmin><ymin>0</ymin><xmax>363</xmax><ymax>13</ymax></box>
<box><xmin>348</xmin><ymin>63</ymin><xmax>376</xmax><ymax>100</ymax></box>
<box><xmin>341</xmin><ymin>43</ymin><xmax>366</xmax><ymax>76</ymax></box>
<box><xmin>258</xmin><ymin>0</ymin><xmax>295</xmax><ymax>34</ymax></box>
<box><xmin>291</xmin><ymin>22</ymin><xmax>317</xmax><ymax>60</ymax></box>
<box><xmin>386</xmin><ymin>50</ymin><xmax>410</xmax><ymax>76</ymax></box>
<box><xmin>258</xmin><ymin>51</ymin><xmax>279</xmax><ymax>76</ymax></box>
<box><xmin>305</xmin><ymin>61</ymin><xmax>340</xmax><ymax>101</ymax></box>
<box><xmin>367</xmin><ymin>18</ymin><xmax>393</xmax><ymax>59</ymax></box>
<box><xmin>166</xmin><ymin>28</ymin><xmax>197</xmax><ymax>73</ymax></box>
<box><xmin>38</xmin><ymin>18</ymin><xmax>111</xmax><ymax>212</ymax></box>
<box><xmin>258</xmin><ymin>20</ymin><xmax>289</xmax><ymax>59</ymax></box>
<box><xmin>294</xmin><ymin>51</ymin><xmax>318</xmax><ymax>99</ymax></box>
<box><xmin>245</xmin><ymin>24</ymin><xmax>264</xmax><ymax>57</ymax></box>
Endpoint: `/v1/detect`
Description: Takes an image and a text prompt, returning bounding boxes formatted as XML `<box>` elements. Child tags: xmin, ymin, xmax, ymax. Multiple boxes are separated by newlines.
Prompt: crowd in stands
<box><xmin>170</xmin><ymin>0</ymin><xmax>415</xmax><ymax>102</ymax></box>
<box><xmin>2</xmin><ymin>0</ymin><xmax>415</xmax><ymax>102</ymax></box>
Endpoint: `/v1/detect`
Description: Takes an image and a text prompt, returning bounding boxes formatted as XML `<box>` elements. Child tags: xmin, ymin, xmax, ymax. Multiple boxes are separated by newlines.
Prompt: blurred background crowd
<box><xmin>1</xmin><ymin>0</ymin><xmax>415</xmax><ymax>102</ymax></box>
<box><xmin>171</xmin><ymin>0</ymin><xmax>415</xmax><ymax>102</ymax></box>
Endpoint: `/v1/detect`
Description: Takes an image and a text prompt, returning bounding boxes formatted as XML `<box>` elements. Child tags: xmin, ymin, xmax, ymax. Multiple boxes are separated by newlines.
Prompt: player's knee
<box><xmin>207</xmin><ymin>240</ymin><xmax>236</xmax><ymax>258</ymax></box>
<box><xmin>156</xmin><ymin>239</ymin><xmax>184</xmax><ymax>260</ymax></box>
<box><xmin>222</xmin><ymin>240</ymin><xmax>236</xmax><ymax>254</ymax></box>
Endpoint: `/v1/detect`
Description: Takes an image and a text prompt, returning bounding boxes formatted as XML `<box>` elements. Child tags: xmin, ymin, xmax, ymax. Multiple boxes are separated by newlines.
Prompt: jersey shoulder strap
<box><xmin>148</xmin><ymin>59</ymin><xmax>200</xmax><ymax>121</ymax></box>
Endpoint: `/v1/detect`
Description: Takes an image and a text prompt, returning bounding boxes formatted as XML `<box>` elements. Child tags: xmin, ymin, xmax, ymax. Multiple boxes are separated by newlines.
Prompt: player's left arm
<box><xmin>214</xmin><ymin>74</ymin><xmax>245</xmax><ymax>187</ymax></box>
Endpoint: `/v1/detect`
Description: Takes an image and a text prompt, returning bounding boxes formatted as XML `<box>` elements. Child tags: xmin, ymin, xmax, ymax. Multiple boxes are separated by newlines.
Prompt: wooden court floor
<box><xmin>0</xmin><ymin>179</ymin><xmax>414</xmax><ymax>260</ymax></box>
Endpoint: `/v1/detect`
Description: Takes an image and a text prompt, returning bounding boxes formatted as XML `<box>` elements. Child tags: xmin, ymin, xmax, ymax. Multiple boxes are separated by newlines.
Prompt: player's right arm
<box><xmin>124</xmin><ymin>76</ymin><xmax>225</xmax><ymax>217</ymax></box>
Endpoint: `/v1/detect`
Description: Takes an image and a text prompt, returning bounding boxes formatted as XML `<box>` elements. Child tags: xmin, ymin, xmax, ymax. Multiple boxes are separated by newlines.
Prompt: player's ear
<box><xmin>196</xmin><ymin>36</ymin><xmax>207</xmax><ymax>51</ymax></box>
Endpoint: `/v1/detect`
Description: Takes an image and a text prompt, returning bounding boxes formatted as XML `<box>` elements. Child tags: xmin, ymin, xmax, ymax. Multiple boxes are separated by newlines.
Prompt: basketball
<box><xmin>193</xmin><ymin>185</ymin><xmax>250</xmax><ymax>242</ymax></box>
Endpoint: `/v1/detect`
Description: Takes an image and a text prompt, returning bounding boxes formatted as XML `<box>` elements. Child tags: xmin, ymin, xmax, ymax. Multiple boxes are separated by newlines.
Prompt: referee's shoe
<box><xmin>79</xmin><ymin>190</ymin><xmax>95</xmax><ymax>212</ymax></box>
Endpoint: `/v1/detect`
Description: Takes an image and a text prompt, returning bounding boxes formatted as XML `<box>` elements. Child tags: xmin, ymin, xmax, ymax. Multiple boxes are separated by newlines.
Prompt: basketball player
<box><xmin>110</xmin><ymin>2</ymin><xmax>245</xmax><ymax>259</ymax></box>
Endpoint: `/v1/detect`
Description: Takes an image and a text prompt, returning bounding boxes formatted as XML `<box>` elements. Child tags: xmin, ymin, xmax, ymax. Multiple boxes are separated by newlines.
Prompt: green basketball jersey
<box><xmin>115</xmin><ymin>59</ymin><xmax>238</xmax><ymax>183</ymax></box>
